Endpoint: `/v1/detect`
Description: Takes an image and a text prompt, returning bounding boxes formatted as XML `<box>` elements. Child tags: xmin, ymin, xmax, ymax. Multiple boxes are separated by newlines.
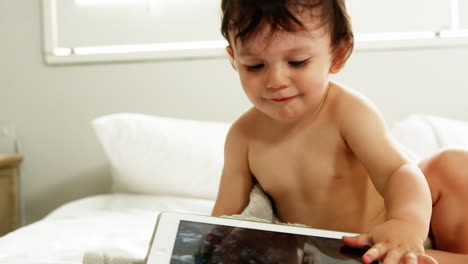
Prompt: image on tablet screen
<box><xmin>169</xmin><ymin>220</ymin><xmax>376</xmax><ymax>264</ymax></box>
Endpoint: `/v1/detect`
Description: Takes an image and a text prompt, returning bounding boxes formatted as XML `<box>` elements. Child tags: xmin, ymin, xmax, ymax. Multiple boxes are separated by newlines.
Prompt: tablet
<box><xmin>146</xmin><ymin>211</ymin><xmax>378</xmax><ymax>264</ymax></box>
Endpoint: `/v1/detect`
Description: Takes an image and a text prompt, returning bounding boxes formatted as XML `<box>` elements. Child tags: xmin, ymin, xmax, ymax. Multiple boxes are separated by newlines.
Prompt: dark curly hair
<box><xmin>221</xmin><ymin>0</ymin><xmax>354</xmax><ymax>65</ymax></box>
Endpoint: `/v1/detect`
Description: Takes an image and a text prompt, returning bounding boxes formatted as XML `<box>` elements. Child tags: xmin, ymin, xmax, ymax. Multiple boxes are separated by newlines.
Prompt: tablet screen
<box><xmin>169</xmin><ymin>220</ymin><xmax>377</xmax><ymax>264</ymax></box>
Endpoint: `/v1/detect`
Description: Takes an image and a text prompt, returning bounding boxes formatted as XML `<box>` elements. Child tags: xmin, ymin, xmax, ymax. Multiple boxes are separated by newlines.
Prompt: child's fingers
<box><xmin>416</xmin><ymin>254</ymin><xmax>439</xmax><ymax>264</ymax></box>
<box><xmin>362</xmin><ymin>243</ymin><xmax>387</xmax><ymax>264</ymax></box>
<box><xmin>342</xmin><ymin>233</ymin><xmax>372</xmax><ymax>248</ymax></box>
<box><xmin>381</xmin><ymin>249</ymin><xmax>404</xmax><ymax>264</ymax></box>
<box><xmin>381</xmin><ymin>251</ymin><xmax>434</xmax><ymax>264</ymax></box>
<box><xmin>400</xmin><ymin>252</ymin><xmax>418</xmax><ymax>264</ymax></box>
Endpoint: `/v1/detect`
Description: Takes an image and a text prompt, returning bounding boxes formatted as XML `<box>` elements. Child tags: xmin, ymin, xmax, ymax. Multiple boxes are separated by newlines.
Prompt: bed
<box><xmin>0</xmin><ymin>113</ymin><xmax>467</xmax><ymax>264</ymax></box>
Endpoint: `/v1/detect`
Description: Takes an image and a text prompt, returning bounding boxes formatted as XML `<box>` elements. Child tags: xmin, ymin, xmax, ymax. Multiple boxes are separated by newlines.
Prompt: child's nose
<box><xmin>265</xmin><ymin>66</ymin><xmax>290</xmax><ymax>89</ymax></box>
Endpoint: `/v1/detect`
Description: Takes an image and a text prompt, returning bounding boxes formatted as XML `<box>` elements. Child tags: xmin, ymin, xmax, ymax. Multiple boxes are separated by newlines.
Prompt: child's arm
<box><xmin>212</xmin><ymin>120</ymin><xmax>254</xmax><ymax>217</ymax></box>
<box><xmin>338</xmin><ymin>91</ymin><xmax>434</xmax><ymax>264</ymax></box>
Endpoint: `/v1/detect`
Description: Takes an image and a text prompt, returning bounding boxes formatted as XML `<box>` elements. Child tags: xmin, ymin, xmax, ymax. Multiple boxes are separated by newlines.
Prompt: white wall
<box><xmin>1</xmin><ymin>1</ymin><xmax>249</xmax><ymax>224</ymax></box>
<box><xmin>336</xmin><ymin>47</ymin><xmax>468</xmax><ymax>124</ymax></box>
<box><xmin>1</xmin><ymin>1</ymin><xmax>468</xmax><ymax>224</ymax></box>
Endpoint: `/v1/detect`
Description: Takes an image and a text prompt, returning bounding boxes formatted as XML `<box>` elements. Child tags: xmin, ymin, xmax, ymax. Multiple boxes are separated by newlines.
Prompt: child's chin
<box><xmin>273</xmin><ymin>111</ymin><xmax>304</xmax><ymax>123</ymax></box>
<box><xmin>259</xmin><ymin>106</ymin><xmax>304</xmax><ymax>122</ymax></box>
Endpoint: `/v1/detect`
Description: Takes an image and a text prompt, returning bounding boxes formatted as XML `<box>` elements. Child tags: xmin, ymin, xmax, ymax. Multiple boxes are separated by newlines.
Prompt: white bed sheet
<box><xmin>0</xmin><ymin>194</ymin><xmax>214</xmax><ymax>264</ymax></box>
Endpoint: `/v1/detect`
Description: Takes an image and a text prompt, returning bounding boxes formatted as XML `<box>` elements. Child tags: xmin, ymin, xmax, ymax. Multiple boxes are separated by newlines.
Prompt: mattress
<box><xmin>0</xmin><ymin>194</ymin><xmax>214</xmax><ymax>263</ymax></box>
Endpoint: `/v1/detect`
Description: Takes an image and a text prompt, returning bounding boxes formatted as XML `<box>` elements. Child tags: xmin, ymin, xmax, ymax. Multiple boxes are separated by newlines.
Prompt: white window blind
<box><xmin>348</xmin><ymin>1</ymin><xmax>451</xmax><ymax>33</ymax></box>
<box><xmin>43</xmin><ymin>0</ymin><xmax>226</xmax><ymax>64</ymax></box>
<box><xmin>42</xmin><ymin>0</ymin><xmax>468</xmax><ymax>65</ymax></box>
<box><xmin>56</xmin><ymin>0</ymin><xmax>221</xmax><ymax>47</ymax></box>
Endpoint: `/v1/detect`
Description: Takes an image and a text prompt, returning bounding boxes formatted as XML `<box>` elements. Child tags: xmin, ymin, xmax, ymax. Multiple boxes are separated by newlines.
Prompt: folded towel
<box><xmin>221</xmin><ymin>183</ymin><xmax>278</xmax><ymax>223</ymax></box>
<box><xmin>82</xmin><ymin>248</ymin><xmax>144</xmax><ymax>264</ymax></box>
<box><xmin>82</xmin><ymin>184</ymin><xmax>273</xmax><ymax>264</ymax></box>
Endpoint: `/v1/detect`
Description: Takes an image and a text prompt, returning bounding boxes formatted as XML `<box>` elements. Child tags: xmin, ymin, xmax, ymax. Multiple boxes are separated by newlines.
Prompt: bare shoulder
<box><xmin>226</xmin><ymin>107</ymin><xmax>262</xmax><ymax>143</ymax></box>
<box><xmin>329</xmin><ymin>82</ymin><xmax>387</xmax><ymax>130</ymax></box>
<box><xmin>330</xmin><ymin>82</ymin><xmax>382</xmax><ymax>117</ymax></box>
<box><xmin>329</xmin><ymin>82</ymin><xmax>408</xmax><ymax>192</ymax></box>
<box><xmin>223</xmin><ymin>107</ymin><xmax>263</xmax><ymax>162</ymax></box>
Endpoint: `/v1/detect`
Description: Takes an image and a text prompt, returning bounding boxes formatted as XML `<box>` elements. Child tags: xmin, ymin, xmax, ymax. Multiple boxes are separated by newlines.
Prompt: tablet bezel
<box><xmin>146</xmin><ymin>211</ymin><xmax>361</xmax><ymax>263</ymax></box>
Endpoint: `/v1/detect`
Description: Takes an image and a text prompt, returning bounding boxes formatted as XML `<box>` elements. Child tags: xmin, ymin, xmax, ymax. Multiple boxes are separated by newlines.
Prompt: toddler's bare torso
<box><xmin>245</xmin><ymin>84</ymin><xmax>386</xmax><ymax>233</ymax></box>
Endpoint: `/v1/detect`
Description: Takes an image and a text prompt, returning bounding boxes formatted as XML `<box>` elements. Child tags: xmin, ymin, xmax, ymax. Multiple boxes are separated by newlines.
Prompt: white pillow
<box><xmin>92</xmin><ymin>113</ymin><xmax>230</xmax><ymax>200</ymax></box>
<box><xmin>390</xmin><ymin>115</ymin><xmax>439</xmax><ymax>161</ymax></box>
<box><xmin>391</xmin><ymin>114</ymin><xmax>468</xmax><ymax>161</ymax></box>
<box><xmin>423</xmin><ymin>115</ymin><xmax>468</xmax><ymax>150</ymax></box>
<box><xmin>93</xmin><ymin>113</ymin><xmax>467</xmax><ymax>200</ymax></box>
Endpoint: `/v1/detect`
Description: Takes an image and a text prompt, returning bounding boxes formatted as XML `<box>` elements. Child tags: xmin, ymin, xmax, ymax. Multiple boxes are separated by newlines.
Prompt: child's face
<box><xmin>227</xmin><ymin>19</ymin><xmax>341</xmax><ymax>122</ymax></box>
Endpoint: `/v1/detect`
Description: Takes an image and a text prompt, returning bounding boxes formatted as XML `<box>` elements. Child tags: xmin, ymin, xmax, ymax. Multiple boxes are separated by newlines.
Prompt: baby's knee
<box><xmin>421</xmin><ymin>149</ymin><xmax>468</xmax><ymax>193</ymax></box>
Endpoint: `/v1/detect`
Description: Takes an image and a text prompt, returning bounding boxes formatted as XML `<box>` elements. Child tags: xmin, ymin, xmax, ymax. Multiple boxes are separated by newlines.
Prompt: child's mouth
<box><xmin>272</xmin><ymin>96</ymin><xmax>295</xmax><ymax>102</ymax></box>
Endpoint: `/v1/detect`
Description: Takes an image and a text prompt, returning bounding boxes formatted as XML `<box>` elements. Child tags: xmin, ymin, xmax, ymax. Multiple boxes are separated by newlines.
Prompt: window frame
<box><xmin>41</xmin><ymin>0</ymin><xmax>468</xmax><ymax>65</ymax></box>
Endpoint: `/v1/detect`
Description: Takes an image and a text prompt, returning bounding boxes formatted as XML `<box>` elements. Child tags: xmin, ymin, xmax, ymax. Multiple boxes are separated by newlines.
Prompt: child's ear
<box><xmin>226</xmin><ymin>46</ymin><xmax>234</xmax><ymax>59</ymax></box>
<box><xmin>330</xmin><ymin>38</ymin><xmax>352</xmax><ymax>74</ymax></box>
<box><xmin>226</xmin><ymin>46</ymin><xmax>237</xmax><ymax>70</ymax></box>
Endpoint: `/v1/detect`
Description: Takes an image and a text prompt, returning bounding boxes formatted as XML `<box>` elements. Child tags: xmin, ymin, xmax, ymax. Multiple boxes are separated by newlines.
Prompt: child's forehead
<box><xmin>234</xmin><ymin>23</ymin><xmax>329</xmax><ymax>55</ymax></box>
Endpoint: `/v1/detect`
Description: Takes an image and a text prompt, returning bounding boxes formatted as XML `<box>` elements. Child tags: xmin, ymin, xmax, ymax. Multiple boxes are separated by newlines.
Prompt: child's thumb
<box><xmin>342</xmin><ymin>233</ymin><xmax>372</xmax><ymax>248</ymax></box>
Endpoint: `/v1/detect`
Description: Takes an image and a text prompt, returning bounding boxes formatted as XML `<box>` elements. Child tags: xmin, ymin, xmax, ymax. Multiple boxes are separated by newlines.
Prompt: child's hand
<box><xmin>342</xmin><ymin>219</ymin><xmax>438</xmax><ymax>264</ymax></box>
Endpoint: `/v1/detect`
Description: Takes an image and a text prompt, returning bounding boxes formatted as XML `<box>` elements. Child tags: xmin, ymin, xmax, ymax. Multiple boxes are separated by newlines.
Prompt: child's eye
<box><xmin>289</xmin><ymin>59</ymin><xmax>309</xmax><ymax>67</ymax></box>
<box><xmin>247</xmin><ymin>64</ymin><xmax>264</xmax><ymax>71</ymax></box>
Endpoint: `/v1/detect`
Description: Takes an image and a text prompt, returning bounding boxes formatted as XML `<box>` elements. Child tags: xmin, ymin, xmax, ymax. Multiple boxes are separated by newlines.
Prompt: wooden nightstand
<box><xmin>0</xmin><ymin>154</ymin><xmax>22</xmax><ymax>236</ymax></box>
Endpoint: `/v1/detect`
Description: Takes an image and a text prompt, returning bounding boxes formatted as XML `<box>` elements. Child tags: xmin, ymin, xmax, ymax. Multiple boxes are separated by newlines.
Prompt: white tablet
<box><xmin>146</xmin><ymin>211</ymin><xmax>378</xmax><ymax>264</ymax></box>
